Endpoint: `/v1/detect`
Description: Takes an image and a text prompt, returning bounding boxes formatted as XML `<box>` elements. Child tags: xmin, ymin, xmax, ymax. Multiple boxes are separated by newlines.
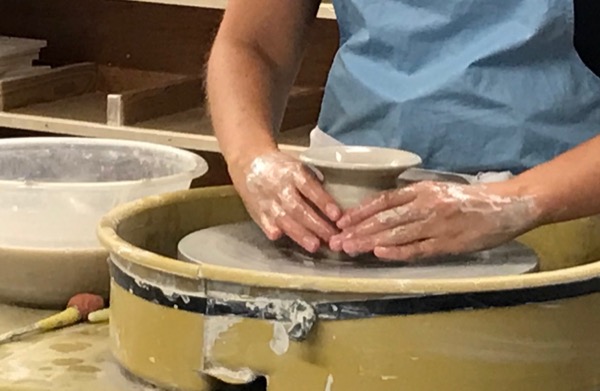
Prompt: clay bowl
<box><xmin>299</xmin><ymin>146</ymin><xmax>422</xmax><ymax>260</ymax></box>
<box><xmin>299</xmin><ymin>146</ymin><xmax>422</xmax><ymax>210</ymax></box>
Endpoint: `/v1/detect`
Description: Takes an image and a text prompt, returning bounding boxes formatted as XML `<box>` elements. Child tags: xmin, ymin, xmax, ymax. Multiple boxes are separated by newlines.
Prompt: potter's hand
<box><xmin>231</xmin><ymin>151</ymin><xmax>341</xmax><ymax>253</ymax></box>
<box><xmin>329</xmin><ymin>181</ymin><xmax>541</xmax><ymax>261</ymax></box>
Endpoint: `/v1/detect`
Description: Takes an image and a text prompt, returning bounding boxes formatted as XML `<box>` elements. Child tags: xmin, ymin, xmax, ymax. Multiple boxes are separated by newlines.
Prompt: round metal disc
<box><xmin>178</xmin><ymin>221</ymin><xmax>539</xmax><ymax>280</ymax></box>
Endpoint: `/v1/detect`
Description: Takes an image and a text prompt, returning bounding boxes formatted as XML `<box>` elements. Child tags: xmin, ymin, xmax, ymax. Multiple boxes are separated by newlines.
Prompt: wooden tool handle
<box><xmin>0</xmin><ymin>307</ymin><xmax>80</xmax><ymax>345</ymax></box>
<box><xmin>87</xmin><ymin>308</ymin><xmax>110</xmax><ymax>323</ymax></box>
<box><xmin>35</xmin><ymin>307</ymin><xmax>81</xmax><ymax>330</ymax></box>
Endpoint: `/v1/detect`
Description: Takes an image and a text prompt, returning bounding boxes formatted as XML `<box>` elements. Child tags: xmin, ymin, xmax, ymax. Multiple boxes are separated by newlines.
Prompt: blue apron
<box><xmin>317</xmin><ymin>0</ymin><xmax>600</xmax><ymax>174</ymax></box>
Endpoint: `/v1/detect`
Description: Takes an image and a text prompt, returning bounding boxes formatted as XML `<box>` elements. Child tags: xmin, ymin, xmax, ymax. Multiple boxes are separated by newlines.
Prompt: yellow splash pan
<box><xmin>97</xmin><ymin>186</ymin><xmax>600</xmax><ymax>391</ymax></box>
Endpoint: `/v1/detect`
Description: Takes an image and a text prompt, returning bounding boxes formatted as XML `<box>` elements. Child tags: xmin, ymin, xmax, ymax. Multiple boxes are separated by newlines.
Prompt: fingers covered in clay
<box><xmin>336</xmin><ymin>187</ymin><xmax>417</xmax><ymax>229</ymax></box>
<box><xmin>332</xmin><ymin>181</ymin><xmax>542</xmax><ymax>261</ymax></box>
<box><xmin>295</xmin><ymin>170</ymin><xmax>342</xmax><ymax>222</ymax></box>
<box><xmin>338</xmin><ymin>221</ymin><xmax>428</xmax><ymax>254</ymax></box>
<box><xmin>255</xmin><ymin>212</ymin><xmax>282</xmax><ymax>241</ymax></box>
<box><xmin>374</xmin><ymin>239</ymin><xmax>440</xmax><ymax>261</ymax></box>
<box><xmin>275</xmin><ymin>186</ymin><xmax>337</xmax><ymax>247</ymax></box>
<box><xmin>333</xmin><ymin>204</ymin><xmax>426</xmax><ymax>241</ymax></box>
<box><xmin>237</xmin><ymin>151</ymin><xmax>341</xmax><ymax>252</ymax></box>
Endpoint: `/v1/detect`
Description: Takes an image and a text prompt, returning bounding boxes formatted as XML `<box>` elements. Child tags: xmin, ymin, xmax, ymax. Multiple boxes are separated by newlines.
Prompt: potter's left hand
<box><xmin>329</xmin><ymin>181</ymin><xmax>542</xmax><ymax>261</ymax></box>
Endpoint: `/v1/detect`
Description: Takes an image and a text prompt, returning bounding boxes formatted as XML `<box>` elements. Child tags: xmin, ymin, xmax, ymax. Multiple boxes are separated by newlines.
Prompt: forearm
<box><xmin>501</xmin><ymin>134</ymin><xmax>600</xmax><ymax>224</ymax></box>
<box><xmin>207</xmin><ymin>39</ymin><xmax>289</xmax><ymax>166</ymax></box>
<box><xmin>206</xmin><ymin>1</ymin><xmax>319</xmax><ymax>168</ymax></box>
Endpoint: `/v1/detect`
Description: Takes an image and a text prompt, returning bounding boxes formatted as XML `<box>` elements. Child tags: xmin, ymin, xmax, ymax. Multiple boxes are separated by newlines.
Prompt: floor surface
<box><xmin>0</xmin><ymin>304</ymin><xmax>269</xmax><ymax>391</ymax></box>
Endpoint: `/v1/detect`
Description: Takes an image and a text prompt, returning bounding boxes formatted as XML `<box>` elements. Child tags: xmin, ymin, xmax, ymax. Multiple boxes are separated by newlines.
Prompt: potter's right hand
<box><xmin>230</xmin><ymin>151</ymin><xmax>342</xmax><ymax>252</ymax></box>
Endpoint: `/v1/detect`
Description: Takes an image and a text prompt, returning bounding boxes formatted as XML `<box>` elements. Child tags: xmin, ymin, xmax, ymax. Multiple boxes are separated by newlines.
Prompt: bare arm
<box><xmin>332</xmin><ymin>135</ymin><xmax>600</xmax><ymax>261</ymax></box>
<box><xmin>205</xmin><ymin>1</ymin><xmax>341</xmax><ymax>253</ymax></box>
<box><xmin>206</xmin><ymin>0</ymin><xmax>321</xmax><ymax>169</ymax></box>
<box><xmin>499</xmin><ymin>134</ymin><xmax>600</xmax><ymax>224</ymax></box>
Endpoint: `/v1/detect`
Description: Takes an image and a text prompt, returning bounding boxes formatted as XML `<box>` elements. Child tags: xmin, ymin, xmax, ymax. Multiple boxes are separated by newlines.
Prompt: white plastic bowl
<box><xmin>0</xmin><ymin>137</ymin><xmax>208</xmax><ymax>249</ymax></box>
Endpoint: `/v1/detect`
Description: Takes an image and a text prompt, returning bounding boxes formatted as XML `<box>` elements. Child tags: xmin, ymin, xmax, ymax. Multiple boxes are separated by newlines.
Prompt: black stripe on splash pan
<box><xmin>110</xmin><ymin>261</ymin><xmax>600</xmax><ymax>321</ymax></box>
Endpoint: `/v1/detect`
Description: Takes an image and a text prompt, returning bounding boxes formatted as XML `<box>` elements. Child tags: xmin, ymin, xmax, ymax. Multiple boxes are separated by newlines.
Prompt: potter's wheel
<box><xmin>178</xmin><ymin>221</ymin><xmax>539</xmax><ymax>279</ymax></box>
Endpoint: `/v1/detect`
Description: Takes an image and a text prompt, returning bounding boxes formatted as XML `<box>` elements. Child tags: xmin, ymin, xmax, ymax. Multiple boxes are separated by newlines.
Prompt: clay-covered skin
<box><xmin>240</xmin><ymin>146</ymin><xmax>422</xmax><ymax>255</ymax></box>
<box><xmin>241</xmin><ymin>151</ymin><xmax>341</xmax><ymax>252</ymax></box>
<box><xmin>332</xmin><ymin>181</ymin><xmax>541</xmax><ymax>261</ymax></box>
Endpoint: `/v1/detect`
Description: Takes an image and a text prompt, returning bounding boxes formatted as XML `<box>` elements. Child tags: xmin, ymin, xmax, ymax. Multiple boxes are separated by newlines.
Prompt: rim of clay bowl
<box><xmin>0</xmin><ymin>137</ymin><xmax>208</xmax><ymax>189</ymax></box>
<box><xmin>97</xmin><ymin>186</ymin><xmax>600</xmax><ymax>295</ymax></box>
<box><xmin>299</xmin><ymin>146</ymin><xmax>422</xmax><ymax>172</ymax></box>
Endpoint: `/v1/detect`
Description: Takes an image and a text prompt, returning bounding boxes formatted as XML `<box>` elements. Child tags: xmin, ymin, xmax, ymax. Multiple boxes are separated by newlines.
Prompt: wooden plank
<box><xmin>0</xmin><ymin>61</ymin><xmax>312</xmax><ymax>143</ymax></box>
<box><xmin>135</xmin><ymin>107</ymin><xmax>210</xmax><ymax>134</ymax></box>
<box><xmin>0</xmin><ymin>111</ymin><xmax>308</xmax><ymax>155</ymax></box>
<box><xmin>0</xmin><ymin>63</ymin><xmax>97</xmax><ymax>111</ymax></box>
<box><xmin>0</xmin><ymin>54</ymin><xmax>38</xmax><ymax>70</ymax></box>
<box><xmin>96</xmin><ymin>65</ymin><xmax>186</xmax><ymax>93</ymax></box>
<box><xmin>0</xmin><ymin>63</ymin><xmax>193</xmax><ymax>125</ymax></box>
<box><xmin>107</xmin><ymin>76</ymin><xmax>203</xmax><ymax>126</ymax></box>
<box><xmin>0</xmin><ymin>66</ymin><xmax>51</xmax><ymax>79</ymax></box>
<box><xmin>12</xmin><ymin>92</ymin><xmax>109</xmax><ymax>123</ymax></box>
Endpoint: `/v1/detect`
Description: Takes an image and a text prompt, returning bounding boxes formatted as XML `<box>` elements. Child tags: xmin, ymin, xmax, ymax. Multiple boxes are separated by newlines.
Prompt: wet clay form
<box><xmin>299</xmin><ymin>145</ymin><xmax>423</xmax><ymax>260</ymax></box>
<box><xmin>178</xmin><ymin>221</ymin><xmax>539</xmax><ymax>279</ymax></box>
<box><xmin>299</xmin><ymin>145</ymin><xmax>422</xmax><ymax>209</ymax></box>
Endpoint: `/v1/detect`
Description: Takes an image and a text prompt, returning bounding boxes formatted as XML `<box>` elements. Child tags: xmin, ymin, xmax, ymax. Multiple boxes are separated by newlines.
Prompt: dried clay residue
<box><xmin>203</xmin><ymin>317</ymin><xmax>242</xmax><ymax>357</ymax></box>
<box><xmin>325</xmin><ymin>374</ymin><xmax>334</xmax><ymax>391</ymax></box>
<box><xmin>52</xmin><ymin>358</ymin><xmax>84</xmax><ymax>366</ymax></box>
<box><xmin>269</xmin><ymin>322</ymin><xmax>289</xmax><ymax>356</ymax></box>
<box><xmin>50</xmin><ymin>342</ymin><xmax>92</xmax><ymax>353</ymax></box>
<box><xmin>67</xmin><ymin>365</ymin><xmax>101</xmax><ymax>374</ymax></box>
<box><xmin>51</xmin><ymin>357</ymin><xmax>101</xmax><ymax>376</ymax></box>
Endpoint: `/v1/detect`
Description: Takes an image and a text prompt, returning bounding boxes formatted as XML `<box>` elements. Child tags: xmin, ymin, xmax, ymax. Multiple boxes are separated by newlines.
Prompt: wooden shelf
<box><xmin>0</xmin><ymin>111</ymin><xmax>310</xmax><ymax>154</ymax></box>
<box><xmin>119</xmin><ymin>0</ymin><xmax>337</xmax><ymax>19</ymax></box>
<box><xmin>0</xmin><ymin>62</ymin><xmax>313</xmax><ymax>154</ymax></box>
